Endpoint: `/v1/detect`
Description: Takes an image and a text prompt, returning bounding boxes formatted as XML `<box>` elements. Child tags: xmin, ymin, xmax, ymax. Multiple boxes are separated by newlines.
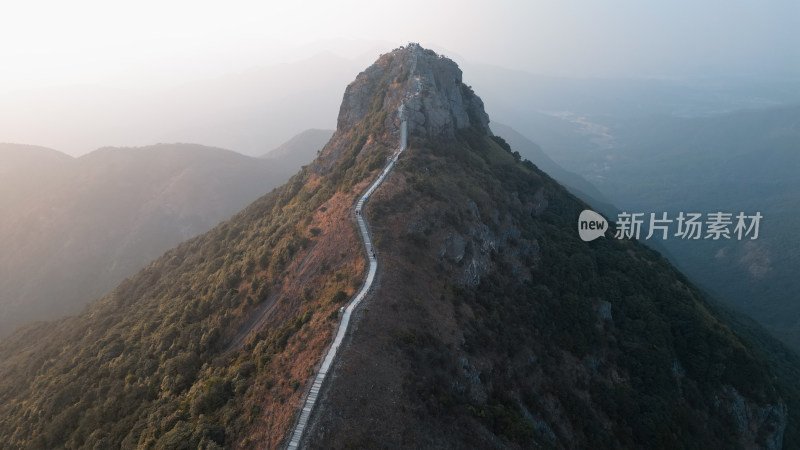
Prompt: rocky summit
<box><xmin>337</xmin><ymin>43</ymin><xmax>490</xmax><ymax>140</ymax></box>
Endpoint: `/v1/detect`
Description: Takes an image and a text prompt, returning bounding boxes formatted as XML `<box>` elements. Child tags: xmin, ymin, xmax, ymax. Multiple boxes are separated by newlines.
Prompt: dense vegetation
<box><xmin>0</xmin><ymin>167</ymin><xmax>326</xmax><ymax>447</ymax></box>
<box><xmin>0</xmin><ymin>56</ymin><xmax>401</xmax><ymax>447</ymax></box>
<box><xmin>0</xmin><ymin>143</ymin><xmax>296</xmax><ymax>339</ymax></box>
<box><xmin>534</xmin><ymin>105</ymin><xmax>800</xmax><ymax>352</ymax></box>
<box><xmin>309</xmin><ymin>125</ymin><xmax>796</xmax><ymax>448</ymax></box>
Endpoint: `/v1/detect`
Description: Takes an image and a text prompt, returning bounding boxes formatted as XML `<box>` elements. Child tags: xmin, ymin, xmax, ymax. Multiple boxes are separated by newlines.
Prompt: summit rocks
<box><xmin>335</xmin><ymin>44</ymin><xmax>491</xmax><ymax>141</ymax></box>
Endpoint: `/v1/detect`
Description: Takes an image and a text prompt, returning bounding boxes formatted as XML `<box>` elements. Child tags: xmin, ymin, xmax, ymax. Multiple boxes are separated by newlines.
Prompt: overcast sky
<box><xmin>2</xmin><ymin>0</ymin><xmax>797</xmax><ymax>93</ymax></box>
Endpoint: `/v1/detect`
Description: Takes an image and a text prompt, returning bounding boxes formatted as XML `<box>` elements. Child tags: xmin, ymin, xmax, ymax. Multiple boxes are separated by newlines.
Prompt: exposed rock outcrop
<box><xmin>401</xmin><ymin>44</ymin><xmax>491</xmax><ymax>139</ymax></box>
<box><xmin>335</xmin><ymin>43</ymin><xmax>490</xmax><ymax>141</ymax></box>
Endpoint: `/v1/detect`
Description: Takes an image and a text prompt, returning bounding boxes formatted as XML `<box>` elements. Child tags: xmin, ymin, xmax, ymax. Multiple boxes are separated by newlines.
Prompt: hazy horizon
<box><xmin>3</xmin><ymin>0</ymin><xmax>798</xmax><ymax>91</ymax></box>
<box><xmin>1</xmin><ymin>0</ymin><xmax>798</xmax><ymax>156</ymax></box>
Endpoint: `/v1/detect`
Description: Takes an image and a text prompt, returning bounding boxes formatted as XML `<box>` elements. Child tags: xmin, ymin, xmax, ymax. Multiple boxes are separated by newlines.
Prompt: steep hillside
<box><xmin>0</xmin><ymin>45</ymin><xmax>797</xmax><ymax>449</ymax></box>
<box><xmin>300</xmin><ymin>47</ymin><xmax>796</xmax><ymax>448</ymax></box>
<box><xmin>520</xmin><ymin>105</ymin><xmax>800</xmax><ymax>352</ymax></box>
<box><xmin>305</xmin><ymin>125</ymin><xmax>790</xmax><ymax>448</ymax></box>
<box><xmin>490</xmin><ymin>122</ymin><xmax>617</xmax><ymax>217</ymax></box>
<box><xmin>592</xmin><ymin>106</ymin><xmax>800</xmax><ymax>352</ymax></box>
<box><xmin>0</xmin><ymin>143</ymin><xmax>292</xmax><ymax>336</ymax></box>
<box><xmin>0</xmin><ymin>45</ymin><xmax>404</xmax><ymax>448</ymax></box>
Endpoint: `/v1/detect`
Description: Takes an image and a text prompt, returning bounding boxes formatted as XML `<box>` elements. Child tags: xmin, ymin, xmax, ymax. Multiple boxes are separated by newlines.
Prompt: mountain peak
<box><xmin>1</xmin><ymin>45</ymin><xmax>796</xmax><ymax>450</ymax></box>
<box><xmin>336</xmin><ymin>43</ymin><xmax>491</xmax><ymax>140</ymax></box>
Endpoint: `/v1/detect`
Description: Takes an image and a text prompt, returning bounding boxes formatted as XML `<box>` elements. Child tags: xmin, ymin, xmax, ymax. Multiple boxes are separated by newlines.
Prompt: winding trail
<box><xmin>286</xmin><ymin>98</ymin><xmax>412</xmax><ymax>449</ymax></box>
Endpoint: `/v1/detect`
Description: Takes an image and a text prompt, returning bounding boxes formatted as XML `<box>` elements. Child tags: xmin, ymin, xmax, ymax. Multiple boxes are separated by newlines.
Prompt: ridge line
<box><xmin>286</xmin><ymin>78</ymin><xmax>415</xmax><ymax>449</ymax></box>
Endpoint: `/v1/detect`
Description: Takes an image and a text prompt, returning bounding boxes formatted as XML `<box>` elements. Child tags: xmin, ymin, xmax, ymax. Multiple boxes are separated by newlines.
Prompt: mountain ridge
<box><xmin>0</xmin><ymin>44</ymin><xmax>796</xmax><ymax>449</ymax></box>
<box><xmin>0</xmin><ymin>143</ymin><xmax>298</xmax><ymax>337</ymax></box>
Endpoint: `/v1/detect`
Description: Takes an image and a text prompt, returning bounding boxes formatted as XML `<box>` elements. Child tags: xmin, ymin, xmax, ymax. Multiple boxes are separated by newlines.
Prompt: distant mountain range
<box><xmin>0</xmin><ymin>52</ymin><xmax>364</xmax><ymax>157</ymax></box>
<box><xmin>489</xmin><ymin>122</ymin><xmax>617</xmax><ymax>218</ymax></box>
<box><xmin>0</xmin><ymin>121</ymin><xmax>611</xmax><ymax>341</ymax></box>
<box><xmin>499</xmin><ymin>103</ymin><xmax>800</xmax><ymax>352</ymax></box>
<box><xmin>6</xmin><ymin>45</ymin><xmax>798</xmax><ymax>159</ymax></box>
<box><xmin>564</xmin><ymin>105</ymin><xmax>800</xmax><ymax>351</ymax></box>
<box><xmin>463</xmin><ymin>61</ymin><xmax>800</xmax><ymax>354</ymax></box>
<box><xmin>0</xmin><ymin>141</ymin><xmax>313</xmax><ymax>336</ymax></box>
<box><xmin>261</xmin><ymin>128</ymin><xmax>333</xmax><ymax>170</ymax></box>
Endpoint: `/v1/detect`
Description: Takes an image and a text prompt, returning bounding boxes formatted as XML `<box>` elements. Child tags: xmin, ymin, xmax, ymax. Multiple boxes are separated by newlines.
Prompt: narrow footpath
<box><xmin>286</xmin><ymin>108</ymin><xmax>410</xmax><ymax>450</ymax></box>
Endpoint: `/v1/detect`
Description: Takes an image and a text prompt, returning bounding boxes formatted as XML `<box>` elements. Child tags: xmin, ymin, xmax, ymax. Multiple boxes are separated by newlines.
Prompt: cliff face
<box><xmin>401</xmin><ymin>44</ymin><xmax>491</xmax><ymax>138</ymax></box>
<box><xmin>335</xmin><ymin>43</ymin><xmax>490</xmax><ymax>141</ymax></box>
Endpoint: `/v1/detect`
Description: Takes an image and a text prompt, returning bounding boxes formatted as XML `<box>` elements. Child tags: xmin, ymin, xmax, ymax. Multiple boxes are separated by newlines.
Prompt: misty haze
<box><xmin>1</xmin><ymin>1</ymin><xmax>799</xmax><ymax>449</ymax></box>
